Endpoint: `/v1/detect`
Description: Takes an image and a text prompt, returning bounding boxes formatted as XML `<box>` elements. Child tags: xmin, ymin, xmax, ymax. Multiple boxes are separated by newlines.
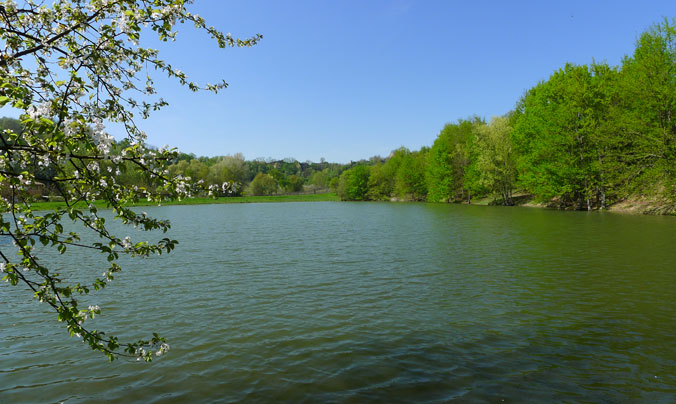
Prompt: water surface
<box><xmin>2</xmin><ymin>202</ymin><xmax>676</xmax><ymax>403</ymax></box>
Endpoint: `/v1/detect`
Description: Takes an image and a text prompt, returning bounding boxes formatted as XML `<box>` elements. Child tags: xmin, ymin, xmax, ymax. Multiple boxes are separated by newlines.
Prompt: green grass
<box><xmin>30</xmin><ymin>193</ymin><xmax>340</xmax><ymax>211</ymax></box>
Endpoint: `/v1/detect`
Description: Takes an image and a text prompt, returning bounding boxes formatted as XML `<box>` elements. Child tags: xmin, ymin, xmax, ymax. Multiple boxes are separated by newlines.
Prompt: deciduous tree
<box><xmin>0</xmin><ymin>0</ymin><xmax>260</xmax><ymax>361</ymax></box>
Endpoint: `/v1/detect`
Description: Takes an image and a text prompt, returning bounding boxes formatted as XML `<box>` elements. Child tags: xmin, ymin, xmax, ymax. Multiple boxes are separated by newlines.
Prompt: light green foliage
<box><xmin>186</xmin><ymin>159</ymin><xmax>209</xmax><ymax>181</ymax></box>
<box><xmin>511</xmin><ymin>64</ymin><xmax>611</xmax><ymax>208</ymax></box>
<box><xmin>168</xmin><ymin>159</ymin><xmax>189</xmax><ymax>177</ymax></box>
<box><xmin>466</xmin><ymin>117</ymin><xmax>517</xmax><ymax>205</ymax></box>
<box><xmin>267</xmin><ymin>168</ymin><xmax>288</xmax><ymax>190</ymax></box>
<box><xmin>207</xmin><ymin>154</ymin><xmax>247</xmax><ymax>195</ymax></box>
<box><xmin>329</xmin><ymin>177</ymin><xmax>339</xmax><ymax>193</ymax></box>
<box><xmin>394</xmin><ymin>148</ymin><xmax>428</xmax><ymax>201</ymax></box>
<box><xmin>367</xmin><ymin>163</ymin><xmax>395</xmax><ymax>200</ymax></box>
<box><xmin>508</xmin><ymin>20</ymin><xmax>676</xmax><ymax>209</ymax></box>
<box><xmin>620</xmin><ymin>18</ymin><xmax>676</xmax><ymax>197</ymax></box>
<box><xmin>310</xmin><ymin>169</ymin><xmax>335</xmax><ymax>190</ymax></box>
<box><xmin>426</xmin><ymin>118</ymin><xmax>481</xmax><ymax>202</ymax></box>
<box><xmin>249</xmin><ymin>173</ymin><xmax>278</xmax><ymax>196</ymax></box>
<box><xmin>337</xmin><ymin>166</ymin><xmax>370</xmax><ymax>201</ymax></box>
<box><xmin>285</xmin><ymin>175</ymin><xmax>304</xmax><ymax>193</ymax></box>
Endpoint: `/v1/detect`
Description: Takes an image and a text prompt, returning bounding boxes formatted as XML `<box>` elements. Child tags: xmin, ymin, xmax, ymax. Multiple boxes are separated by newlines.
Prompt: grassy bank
<box><xmin>26</xmin><ymin>191</ymin><xmax>675</xmax><ymax>215</ymax></box>
<box><xmin>30</xmin><ymin>193</ymin><xmax>340</xmax><ymax>211</ymax></box>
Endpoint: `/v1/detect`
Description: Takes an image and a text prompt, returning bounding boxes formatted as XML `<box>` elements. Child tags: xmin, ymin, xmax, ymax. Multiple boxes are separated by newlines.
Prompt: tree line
<box><xmin>0</xmin><ymin>119</ymin><xmax>365</xmax><ymax>198</ymax></box>
<box><xmin>3</xmin><ymin>19</ymin><xmax>674</xmax><ymax>208</ymax></box>
<box><xmin>336</xmin><ymin>19</ymin><xmax>676</xmax><ymax>210</ymax></box>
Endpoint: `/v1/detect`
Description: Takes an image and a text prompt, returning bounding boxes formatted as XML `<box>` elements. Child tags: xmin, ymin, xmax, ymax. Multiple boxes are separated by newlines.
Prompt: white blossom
<box><xmin>91</xmin><ymin>117</ymin><xmax>114</xmax><ymax>154</ymax></box>
<box><xmin>26</xmin><ymin>102</ymin><xmax>52</xmax><ymax>120</ymax></box>
<box><xmin>155</xmin><ymin>343</ymin><xmax>170</xmax><ymax>356</ymax></box>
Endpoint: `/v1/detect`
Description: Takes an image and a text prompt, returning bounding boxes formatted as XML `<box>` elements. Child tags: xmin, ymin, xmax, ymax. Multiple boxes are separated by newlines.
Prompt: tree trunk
<box><xmin>597</xmin><ymin>152</ymin><xmax>606</xmax><ymax>210</ymax></box>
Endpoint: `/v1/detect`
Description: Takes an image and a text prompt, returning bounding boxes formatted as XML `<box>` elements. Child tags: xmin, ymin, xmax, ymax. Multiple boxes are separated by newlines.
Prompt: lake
<box><xmin>2</xmin><ymin>202</ymin><xmax>676</xmax><ymax>403</ymax></box>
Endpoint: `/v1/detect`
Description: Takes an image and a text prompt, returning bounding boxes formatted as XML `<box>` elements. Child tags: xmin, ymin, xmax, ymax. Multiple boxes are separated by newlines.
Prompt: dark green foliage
<box><xmin>0</xmin><ymin>117</ymin><xmax>23</xmax><ymax>134</ymax></box>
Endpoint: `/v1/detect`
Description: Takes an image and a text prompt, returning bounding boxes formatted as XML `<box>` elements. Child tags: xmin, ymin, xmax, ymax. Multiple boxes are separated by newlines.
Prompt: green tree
<box><xmin>310</xmin><ymin>169</ymin><xmax>330</xmax><ymax>189</ymax></box>
<box><xmin>329</xmin><ymin>177</ymin><xmax>339</xmax><ymax>193</ymax></box>
<box><xmin>367</xmin><ymin>163</ymin><xmax>395</xmax><ymax>200</ymax></box>
<box><xmin>185</xmin><ymin>159</ymin><xmax>209</xmax><ymax>182</ymax></box>
<box><xmin>619</xmin><ymin>18</ymin><xmax>676</xmax><ymax>199</ymax></box>
<box><xmin>0</xmin><ymin>0</ymin><xmax>260</xmax><ymax>361</ymax></box>
<box><xmin>511</xmin><ymin>63</ymin><xmax>611</xmax><ymax>209</ymax></box>
<box><xmin>285</xmin><ymin>174</ymin><xmax>304</xmax><ymax>193</ymax></box>
<box><xmin>394</xmin><ymin>149</ymin><xmax>428</xmax><ymax>201</ymax></box>
<box><xmin>250</xmin><ymin>173</ymin><xmax>278</xmax><ymax>195</ymax></box>
<box><xmin>466</xmin><ymin>117</ymin><xmax>517</xmax><ymax>205</ymax></box>
<box><xmin>268</xmin><ymin>168</ymin><xmax>289</xmax><ymax>190</ymax></box>
<box><xmin>207</xmin><ymin>154</ymin><xmax>247</xmax><ymax>195</ymax></box>
<box><xmin>426</xmin><ymin>118</ymin><xmax>481</xmax><ymax>202</ymax></box>
<box><xmin>337</xmin><ymin>165</ymin><xmax>370</xmax><ymax>201</ymax></box>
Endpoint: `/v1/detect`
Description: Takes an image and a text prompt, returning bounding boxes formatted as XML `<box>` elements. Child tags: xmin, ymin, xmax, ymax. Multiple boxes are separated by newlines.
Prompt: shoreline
<box><xmin>26</xmin><ymin>192</ymin><xmax>676</xmax><ymax>216</ymax></box>
<box><xmin>465</xmin><ymin>194</ymin><xmax>676</xmax><ymax>216</ymax></box>
<box><xmin>29</xmin><ymin>193</ymin><xmax>340</xmax><ymax>211</ymax></box>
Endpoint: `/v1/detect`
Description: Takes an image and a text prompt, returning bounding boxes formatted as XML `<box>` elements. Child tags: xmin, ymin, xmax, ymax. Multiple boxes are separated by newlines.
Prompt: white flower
<box><xmin>26</xmin><ymin>102</ymin><xmax>51</xmax><ymax>120</ymax></box>
<box><xmin>155</xmin><ymin>343</ymin><xmax>170</xmax><ymax>356</ymax></box>
<box><xmin>89</xmin><ymin>116</ymin><xmax>114</xmax><ymax>154</ymax></box>
<box><xmin>4</xmin><ymin>0</ymin><xmax>16</xmax><ymax>12</ymax></box>
<box><xmin>88</xmin><ymin>305</ymin><xmax>100</xmax><ymax>312</ymax></box>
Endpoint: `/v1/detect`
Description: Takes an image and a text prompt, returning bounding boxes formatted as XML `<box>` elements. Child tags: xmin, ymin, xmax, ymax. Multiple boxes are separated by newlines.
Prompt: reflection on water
<box><xmin>2</xmin><ymin>202</ymin><xmax>676</xmax><ymax>403</ymax></box>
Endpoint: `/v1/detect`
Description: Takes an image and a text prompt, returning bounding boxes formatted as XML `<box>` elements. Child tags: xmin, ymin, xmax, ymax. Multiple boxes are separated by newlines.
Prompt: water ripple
<box><xmin>2</xmin><ymin>203</ymin><xmax>676</xmax><ymax>402</ymax></box>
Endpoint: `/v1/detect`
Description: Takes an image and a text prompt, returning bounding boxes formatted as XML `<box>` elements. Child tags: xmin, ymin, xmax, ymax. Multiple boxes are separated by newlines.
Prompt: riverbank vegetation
<box><xmin>3</xmin><ymin>19</ymin><xmax>675</xmax><ymax>214</ymax></box>
<box><xmin>334</xmin><ymin>19</ymin><xmax>676</xmax><ymax>213</ymax></box>
<box><xmin>30</xmin><ymin>192</ymin><xmax>339</xmax><ymax>211</ymax></box>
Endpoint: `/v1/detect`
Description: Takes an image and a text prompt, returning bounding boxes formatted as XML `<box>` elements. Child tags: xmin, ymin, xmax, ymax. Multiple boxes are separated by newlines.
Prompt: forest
<box><xmin>334</xmin><ymin>19</ymin><xmax>676</xmax><ymax>211</ymax></box>
<box><xmin>2</xmin><ymin>19</ymin><xmax>675</xmax><ymax>211</ymax></box>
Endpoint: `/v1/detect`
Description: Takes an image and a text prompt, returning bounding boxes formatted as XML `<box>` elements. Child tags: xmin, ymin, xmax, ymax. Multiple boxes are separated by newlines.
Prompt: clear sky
<box><xmin>9</xmin><ymin>1</ymin><xmax>676</xmax><ymax>163</ymax></box>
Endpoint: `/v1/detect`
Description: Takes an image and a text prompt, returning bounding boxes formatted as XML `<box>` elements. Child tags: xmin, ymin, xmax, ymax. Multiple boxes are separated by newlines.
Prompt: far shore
<box><xmin>26</xmin><ymin>191</ymin><xmax>675</xmax><ymax>216</ymax></box>
<box><xmin>30</xmin><ymin>192</ymin><xmax>340</xmax><ymax>211</ymax></box>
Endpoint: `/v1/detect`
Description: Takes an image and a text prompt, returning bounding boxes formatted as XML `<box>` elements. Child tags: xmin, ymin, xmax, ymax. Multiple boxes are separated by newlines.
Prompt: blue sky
<box><xmin>8</xmin><ymin>0</ymin><xmax>676</xmax><ymax>162</ymax></box>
